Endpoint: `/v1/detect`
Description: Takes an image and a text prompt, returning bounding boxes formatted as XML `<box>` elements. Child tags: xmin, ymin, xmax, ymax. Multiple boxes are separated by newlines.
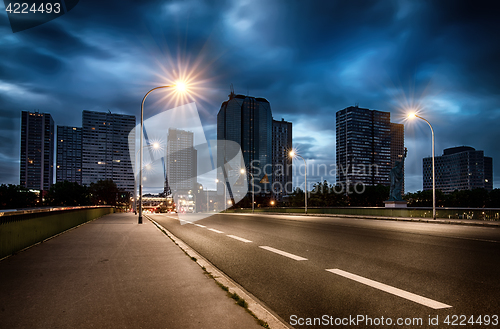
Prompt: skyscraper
<box><xmin>272</xmin><ymin>118</ymin><xmax>292</xmax><ymax>200</ymax></box>
<box><xmin>56</xmin><ymin>126</ymin><xmax>82</xmax><ymax>184</ymax></box>
<box><xmin>82</xmin><ymin>110</ymin><xmax>135</xmax><ymax>193</ymax></box>
<box><xmin>20</xmin><ymin>111</ymin><xmax>54</xmax><ymax>191</ymax></box>
<box><xmin>423</xmin><ymin>146</ymin><xmax>493</xmax><ymax>193</ymax></box>
<box><xmin>217</xmin><ymin>90</ymin><xmax>273</xmax><ymax>194</ymax></box>
<box><xmin>390</xmin><ymin>123</ymin><xmax>405</xmax><ymax>193</ymax></box>
<box><xmin>165</xmin><ymin>128</ymin><xmax>197</xmax><ymax>194</ymax></box>
<box><xmin>336</xmin><ymin>105</ymin><xmax>403</xmax><ymax>189</ymax></box>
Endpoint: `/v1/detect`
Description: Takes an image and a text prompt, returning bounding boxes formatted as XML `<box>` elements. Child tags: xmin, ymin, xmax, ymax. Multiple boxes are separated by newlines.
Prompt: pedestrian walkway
<box><xmin>0</xmin><ymin>213</ymin><xmax>263</xmax><ymax>329</ymax></box>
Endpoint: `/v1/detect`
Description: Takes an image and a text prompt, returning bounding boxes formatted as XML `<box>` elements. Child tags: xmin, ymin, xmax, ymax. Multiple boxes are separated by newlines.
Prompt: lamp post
<box><xmin>408</xmin><ymin>113</ymin><xmax>436</xmax><ymax>220</ymax></box>
<box><xmin>290</xmin><ymin>151</ymin><xmax>307</xmax><ymax>214</ymax></box>
<box><xmin>138</xmin><ymin>83</ymin><xmax>186</xmax><ymax>224</ymax></box>
<box><xmin>199</xmin><ymin>184</ymin><xmax>203</xmax><ymax>213</ymax></box>
<box><xmin>216</xmin><ymin>178</ymin><xmax>227</xmax><ymax>212</ymax></box>
<box><xmin>240</xmin><ymin>168</ymin><xmax>255</xmax><ymax>213</ymax></box>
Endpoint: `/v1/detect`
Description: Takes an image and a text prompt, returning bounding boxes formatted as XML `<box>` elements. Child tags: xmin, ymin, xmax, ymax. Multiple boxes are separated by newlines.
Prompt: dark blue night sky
<box><xmin>1</xmin><ymin>0</ymin><xmax>500</xmax><ymax>192</ymax></box>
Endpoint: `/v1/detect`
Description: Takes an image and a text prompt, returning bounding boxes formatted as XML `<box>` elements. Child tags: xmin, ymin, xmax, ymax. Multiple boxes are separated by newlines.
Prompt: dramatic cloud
<box><xmin>1</xmin><ymin>0</ymin><xmax>499</xmax><ymax>192</ymax></box>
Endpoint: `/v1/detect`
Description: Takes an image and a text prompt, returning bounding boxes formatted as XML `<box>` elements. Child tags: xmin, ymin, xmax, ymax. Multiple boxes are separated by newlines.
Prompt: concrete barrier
<box><xmin>0</xmin><ymin>206</ymin><xmax>114</xmax><ymax>259</ymax></box>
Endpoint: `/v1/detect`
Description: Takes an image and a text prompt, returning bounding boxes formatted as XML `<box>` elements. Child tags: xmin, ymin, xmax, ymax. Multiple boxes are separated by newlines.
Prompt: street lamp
<box><xmin>133</xmin><ymin>140</ymin><xmax>161</xmax><ymax>215</ymax></box>
<box><xmin>138</xmin><ymin>83</ymin><xmax>186</xmax><ymax>224</ymax></box>
<box><xmin>408</xmin><ymin>113</ymin><xmax>436</xmax><ymax>220</ymax></box>
<box><xmin>240</xmin><ymin>168</ymin><xmax>255</xmax><ymax>213</ymax></box>
<box><xmin>290</xmin><ymin>150</ymin><xmax>307</xmax><ymax>214</ymax></box>
<box><xmin>206</xmin><ymin>187</ymin><xmax>209</xmax><ymax>212</ymax></box>
<box><xmin>216</xmin><ymin>178</ymin><xmax>226</xmax><ymax>212</ymax></box>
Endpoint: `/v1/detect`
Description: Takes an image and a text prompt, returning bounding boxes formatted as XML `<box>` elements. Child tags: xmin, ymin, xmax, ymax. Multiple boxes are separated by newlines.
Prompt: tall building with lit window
<box><xmin>272</xmin><ymin>118</ymin><xmax>292</xmax><ymax>200</ymax></box>
<box><xmin>56</xmin><ymin>126</ymin><xmax>82</xmax><ymax>184</ymax></box>
<box><xmin>423</xmin><ymin>146</ymin><xmax>493</xmax><ymax>193</ymax></box>
<box><xmin>217</xmin><ymin>90</ymin><xmax>273</xmax><ymax>195</ymax></box>
<box><xmin>390</xmin><ymin>122</ymin><xmax>405</xmax><ymax>193</ymax></box>
<box><xmin>165</xmin><ymin>128</ymin><xmax>197</xmax><ymax>194</ymax></box>
<box><xmin>20</xmin><ymin>111</ymin><xmax>55</xmax><ymax>191</ymax></box>
<box><xmin>81</xmin><ymin>110</ymin><xmax>135</xmax><ymax>192</ymax></box>
<box><xmin>336</xmin><ymin>105</ymin><xmax>404</xmax><ymax>188</ymax></box>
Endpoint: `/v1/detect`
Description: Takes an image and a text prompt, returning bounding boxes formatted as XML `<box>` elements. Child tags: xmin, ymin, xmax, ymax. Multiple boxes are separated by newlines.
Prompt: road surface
<box><xmin>149</xmin><ymin>213</ymin><xmax>500</xmax><ymax>328</ymax></box>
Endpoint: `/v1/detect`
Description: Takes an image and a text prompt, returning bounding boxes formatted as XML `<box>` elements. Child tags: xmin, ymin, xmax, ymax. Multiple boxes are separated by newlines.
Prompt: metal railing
<box><xmin>228</xmin><ymin>207</ymin><xmax>500</xmax><ymax>221</ymax></box>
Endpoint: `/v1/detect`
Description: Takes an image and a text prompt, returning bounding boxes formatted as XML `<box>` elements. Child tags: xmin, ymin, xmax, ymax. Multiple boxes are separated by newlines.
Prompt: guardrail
<box><xmin>0</xmin><ymin>206</ymin><xmax>114</xmax><ymax>259</ymax></box>
<box><xmin>227</xmin><ymin>207</ymin><xmax>500</xmax><ymax>221</ymax></box>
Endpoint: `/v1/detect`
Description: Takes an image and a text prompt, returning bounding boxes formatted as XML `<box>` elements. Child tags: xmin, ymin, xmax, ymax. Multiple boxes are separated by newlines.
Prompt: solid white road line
<box><xmin>259</xmin><ymin>246</ymin><xmax>307</xmax><ymax>261</ymax></box>
<box><xmin>326</xmin><ymin>269</ymin><xmax>452</xmax><ymax>309</ymax></box>
<box><xmin>208</xmin><ymin>228</ymin><xmax>224</xmax><ymax>234</ymax></box>
<box><xmin>195</xmin><ymin>224</ymin><xmax>206</xmax><ymax>228</ymax></box>
<box><xmin>227</xmin><ymin>235</ymin><xmax>252</xmax><ymax>243</ymax></box>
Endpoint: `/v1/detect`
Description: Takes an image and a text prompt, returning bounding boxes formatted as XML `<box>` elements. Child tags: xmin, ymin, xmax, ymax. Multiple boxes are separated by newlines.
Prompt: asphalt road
<box><xmin>149</xmin><ymin>213</ymin><xmax>500</xmax><ymax>328</ymax></box>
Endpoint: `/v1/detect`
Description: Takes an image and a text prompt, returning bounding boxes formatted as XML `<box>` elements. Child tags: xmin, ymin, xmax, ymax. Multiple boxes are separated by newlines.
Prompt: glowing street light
<box><xmin>138</xmin><ymin>82</ymin><xmax>188</xmax><ymax>224</ymax></box>
<box><xmin>175</xmin><ymin>81</ymin><xmax>187</xmax><ymax>93</ymax></box>
<box><xmin>216</xmin><ymin>178</ymin><xmax>227</xmax><ymax>212</ymax></box>
<box><xmin>240</xmin><ymin>168</ymin><xmax>255</xmax><ymax>213</ymax></box>
<box><xmin>290</xmin><ymin>150</ymin><xmax>307</xmax><ymax>214</ymax></box>
<box><xmin>408</xmin><ymin>112</ymin><xmax>436</xmax><ymax>220</ymax></box>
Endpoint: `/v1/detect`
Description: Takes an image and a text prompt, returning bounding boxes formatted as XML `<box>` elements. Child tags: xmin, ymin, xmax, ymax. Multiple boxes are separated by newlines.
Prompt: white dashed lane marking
<box><xmin>259</xmin><ymin>246</ymin><xmax>307</xmax><ymax>261</ymax></box>
<box><xmin>208</xmin><ymin>228</ymin><xmax>224</xmax><ymax>234</ymax></box>
<box><xmin>227</xmin><ymin>235</ymin><xmax>252</xmax><ymax>243</ymax></box>
<box><xmin>326</xmin><ymin>269</ymin><xmax>452</xmax><ymax>309</ymax></box>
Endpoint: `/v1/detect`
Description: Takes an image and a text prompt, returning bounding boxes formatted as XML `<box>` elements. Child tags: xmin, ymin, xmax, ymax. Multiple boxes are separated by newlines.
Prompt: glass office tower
<box><xmin>217</xmin><ymin>90</ymin><xmax>273</xmax><ymax>195</ymax></box>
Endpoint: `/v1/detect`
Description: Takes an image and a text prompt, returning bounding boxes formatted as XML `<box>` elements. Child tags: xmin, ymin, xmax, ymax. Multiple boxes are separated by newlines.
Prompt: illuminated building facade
<box><xmin>20</xmin><ymin>111</ymin><xmax>54</xmax><ymax>191</ymax></box>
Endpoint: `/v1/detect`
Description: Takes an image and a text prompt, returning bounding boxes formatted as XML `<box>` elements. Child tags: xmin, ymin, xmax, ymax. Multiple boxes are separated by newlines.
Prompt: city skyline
<box><xmin>1</xmin><ymin>1</ymin><xmax>500</xmax><ymax>192</ymax></box>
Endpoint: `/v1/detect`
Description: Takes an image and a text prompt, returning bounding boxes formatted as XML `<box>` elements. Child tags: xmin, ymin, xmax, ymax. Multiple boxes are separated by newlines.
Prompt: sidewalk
<box><xmin>0</xmin><ymin>213</ymin><xmax>263</xmax><ymax>329</ymax></box>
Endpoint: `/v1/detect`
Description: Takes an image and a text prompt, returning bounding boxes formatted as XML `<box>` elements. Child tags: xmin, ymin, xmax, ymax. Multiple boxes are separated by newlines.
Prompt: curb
<box><xmin>147</xmin><ymin>215</ymin><xmax>292</xmax><ymax>329</ymax></box>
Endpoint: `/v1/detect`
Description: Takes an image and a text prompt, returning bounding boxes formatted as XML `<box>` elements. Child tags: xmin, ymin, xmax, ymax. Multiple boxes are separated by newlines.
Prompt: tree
<box><xmin>287</xmin><ymin>187</ymin><xmax>306</xmax><ymax>207</ymax></box>
<box><xmin>89</xmin><ymin>179</ymin><xmax>120</xmax><ymax>205</ymax></box>
<box><xmin>487</xmin><ymin>189</ymin><xmax>500</xmax><ymax>208</ymax></box>
<box><xmin>349</xmin><ymin>185</ymin><xmax>389</xmax><ymax>207</ymax></box>
<box><xmin>446</xmin><ymin>188</ymin><xmax>489</xmax><ymax>208</ymax></box>
<box><xmin>308</xmin><ymin>180</ymin><xmax>348</xmax><ymax>207</ymax></box>
<box><xmin>46</xmin><ymin>181</ymin><xmax>90</xmax><ymax>206</ymax></box>
<box><xmin>0</xmin><ymin>184</ymin><xmax>38</xmax><ymax>209</ymax></box>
